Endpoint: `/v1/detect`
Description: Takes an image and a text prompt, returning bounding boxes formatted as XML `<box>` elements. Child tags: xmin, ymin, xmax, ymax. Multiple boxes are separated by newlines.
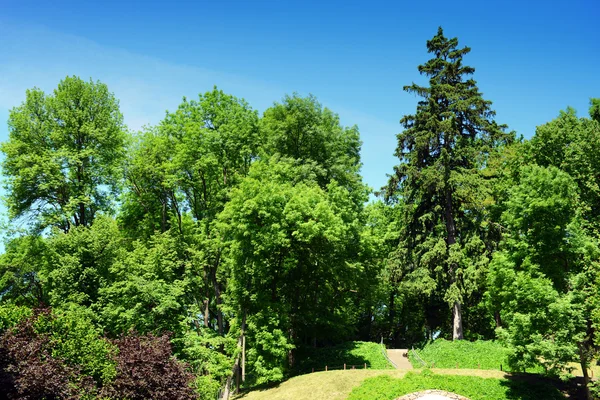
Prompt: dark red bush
<box><xmin>0</xmin><ymin>309</ymin><xmax>93</xmax><ymax>400</ymax></box>
<box><xmin>102</xmin><ymin>332</ymin><xmax>197</xmax><ymax>400</ymax></box>
<box><xmin>0</xmin><ymin>310</ymin><xmax>198</xmax><ymax>399</ymax></box>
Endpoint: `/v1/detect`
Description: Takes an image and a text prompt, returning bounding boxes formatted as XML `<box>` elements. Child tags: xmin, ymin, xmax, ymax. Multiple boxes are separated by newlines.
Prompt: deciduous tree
<box><xmin>1</xmin><ymin>76</ymin><xmax>126</xmax><ymax>232</ymax></box>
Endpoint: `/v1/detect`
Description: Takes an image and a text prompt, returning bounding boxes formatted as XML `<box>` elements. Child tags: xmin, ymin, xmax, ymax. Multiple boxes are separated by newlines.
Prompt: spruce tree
<box><xmin>386</xmin><ymin>27</ymin><xmax>512</xmax><ymax>340</ymax></box>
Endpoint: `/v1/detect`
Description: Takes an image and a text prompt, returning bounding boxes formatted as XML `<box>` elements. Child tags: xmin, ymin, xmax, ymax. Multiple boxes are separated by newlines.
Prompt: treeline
<box><xmin>0</xmin><ymin>27</ymin><xmax>599</xmax><ymax>399</ymax></box>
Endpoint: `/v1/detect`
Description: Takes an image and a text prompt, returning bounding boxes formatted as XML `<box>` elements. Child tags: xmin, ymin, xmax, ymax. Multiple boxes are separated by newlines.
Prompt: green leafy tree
<box><xmin>525</xmin><ymin>106</ymin><xmax>600</xmax><ymax>232</ymax></box>
<box><xmin>120</xmin><ymin>126</ymin><xmax>181</xmax><ymax>238</ymax></box>
<box><xmin>42</xmin><ymin>216</ymin><xmax>125</xmax><ymax>308</ymax></box>
<box><xmin>0</xmin><ymin>236</ymin><xmax>49</xmax><ymax>306</ymax></box>
<box><xmin>488</xmin><ymin>165</ymin><xmax>600</xmax><ymax>399</ymax></box>
<box><xmin>219</xmin><ymin>157</ymin><xmax>365</xmax><ymax>382</ymax></box>
<box><xmin>97</xmin><ymin>230</ymin><xmax>190</xmax><ymax>336</ymax></box>
<box><xmin>1</xmin><ymin>76</ymin><xmax>126</xmax><ymax>232</ymax></box>
<box><xmin>385</xmin><ymin>27</ymin><xmax>512</xmax><ymax>340</ymax></box>
<box><xmin>589</xmin><ymin>98</ymin><xmax>600</xmax><ymax>123</ymax></box>
<box><xmin>261</xmin><ymin>94</ymin><xmax>364</xmax><ymax>205</ymax></box>
<box><xmin>121</xmin><ymin>88</ymin><xmax>261</xmax><ymax>335</ymax></box>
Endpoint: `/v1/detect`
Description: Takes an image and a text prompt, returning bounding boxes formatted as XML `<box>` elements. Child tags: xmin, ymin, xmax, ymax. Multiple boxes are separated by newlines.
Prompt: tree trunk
<box><xmin>445</xmin><ymin>185</ymin><xmax>464</xmax><ymax>340</ymax></box>
<box><xmin>288</xmin><ymin>328</ymin><xmax>295</xmax><ymax>369</ymax></box>
<box><xmin>209</xmin><ymin>252</ymin><xmax>224</xmax><ymax>335</ymax></box>
<box><xmin>494</xmin><ymin>310</ymin><xmax>502</xmax><ymax>328</ymax></box>
<box><xmin>452</xmin><ymin>301</ymin><xmax>463</xmax><ymax>341</ymax></box>
<box><xmin>579</xmin><ymin>343</ymin><xmax>593</xmax><ymax>400</ymax></box>
<box><xmin>211</xmin><ymin>272</ymin><xmax>224</xmax><ymax>335</ymax></box>
<box><xmin>389</xmin><ymin>289</ymin><xmax>396</xmax><ymax>347</ymax></box>
<box><xmin>204</xmin><ymin>298</ymin><xmax>210</xmax><ymax>328</ymax></box>
<box><xmin>242</xmin><ymin>334</ymin><xmax>246</xmax><ymax>382</ymax></box>
<box><xmin>223</xmin><ymin>313</ymin><xmax>246</xmax><ymax>399</ymax></box>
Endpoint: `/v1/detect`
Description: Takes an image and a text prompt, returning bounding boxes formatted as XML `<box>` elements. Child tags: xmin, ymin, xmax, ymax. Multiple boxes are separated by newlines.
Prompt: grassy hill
<box><xmin>408</xmin><ymin>339</ymin><xmax>512</xmax><ymax>370</ymax></box>
<box><xmin>236</xmin><ymin>340</ymin><xmax>588</xmax><ymax>399</ymax></box>
<box><xmin>236</xmin><ymin>369</ymin><xmax>568</xmax><ymax>400</ymax></box>
<box><xmin>348</xmin><ymin>370</ymin><xmax>565</xmax><ymax>400</ymax></box>
<box><xmin>409</xmin><ymin>339</ymin><xmax>600</xmax><ymax>376</ymax></box>
<box><xmin>236</xmin><ymin>370</ymin><xmax>406</xmax><ymax>400</ymax></box>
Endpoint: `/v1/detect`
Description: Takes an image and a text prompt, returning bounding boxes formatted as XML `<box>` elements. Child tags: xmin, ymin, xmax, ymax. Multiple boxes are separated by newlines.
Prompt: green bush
<box><xmin>348</xmin><ymin>370</ymin><xmax>565</xmax><ymax>400</ymax></box>
<box><xmin>0</xmin><ymin>303</ymin><xmax>32</xmax><ymax>332</ymax></box>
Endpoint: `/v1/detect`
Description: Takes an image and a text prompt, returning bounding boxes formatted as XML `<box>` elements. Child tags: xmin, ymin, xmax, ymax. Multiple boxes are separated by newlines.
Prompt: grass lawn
<box><xmin>347</xmin><ymin>370</ymin><xmax>566</xmax><ymax>400</ymax></box>
<box><xmin>409</xmin><ymin>339</ymin><xmax>600</xmax><ymax>377</ymax></box>
<box><xmin>408</xmin><ymin>339</ymin><xmax>510</xmax><ymax>370</ymax></box>
<box><xmin>237</xmin><ymin>369</ymin><xmax>569</xmax><ymax>400</ymax></box>
<box><xmin>236</xmin><ymin>370</ymin><xmax>408</xmax><ymax>400</ymax></box>
<box><xmin>408</xmin><ymin>339</ymin><xmax>548</xmax><ymax>373</ymax></box>
<box><xmin>293</xmin><ymin>341</ymin><xmax>393</xmax><ymax>373</ymax></box>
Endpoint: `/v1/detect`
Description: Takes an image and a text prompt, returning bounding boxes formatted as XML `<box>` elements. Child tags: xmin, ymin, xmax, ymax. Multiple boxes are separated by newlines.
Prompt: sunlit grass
<box><xmin>409</xmin><ymin>339</ymin><xmax>547</xmax><ymax>373</ymax></box>
<box><xmin>236</xmin><ymin>370</ymin><xmax>408</xmax><ymax>400</ymax></box>
<box><xmin>347</xmin><ymin>370</ymin><xmax>565</xmax><ymax>400</ymax></box>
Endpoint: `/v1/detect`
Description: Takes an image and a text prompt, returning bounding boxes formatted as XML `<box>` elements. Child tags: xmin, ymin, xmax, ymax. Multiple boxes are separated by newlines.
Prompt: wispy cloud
<box><xmin>0</xmin><ymin>22</ymin><xmax>400</xmax><ymax>193</ymax></box>
<box><xmin>0</xmin><ymin>22</ymin><xmax>285</xmax><ymax>131</ymax></box>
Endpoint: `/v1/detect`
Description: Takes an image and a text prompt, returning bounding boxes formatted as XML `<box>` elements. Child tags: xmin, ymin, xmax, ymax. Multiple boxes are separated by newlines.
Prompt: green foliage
<box><xmin>0</xmin><ymin>235</ymin><xmax>48</xmax><ymax>306</ymax></box>
<box><xmin>487</xmin><ymin>164</ymin><xmax>600</xmax><ymax>379</ymax></box>
<box><xmin>347</xmin><ymin>370</ymin><xmax>565</xmax><ymax>400</ymax></box>
<box><xmin>121</xmin><ymin>87</ymin><xmax>260</xmax><ymax>237</ymax></box>
<box><xmin>1</xmin><ymin>76</ymin><xmax>126</xmax><ymax>232</ymax></box>
<box><xmin>43</xmin><ymin>216</ymin><xmax>125</xmax><ymax>308</ymax></box>
<box><xmin>294</xmin><ymin>341</ymin><xmax>393</xmax><ymax>373</ymax></box>
<box><xmin>174</xmin><ymin>329</ymin><xmax>234</xmax><ymax>399</ymax></box>
<box><xmin>221</xmin><ymin>158</ymin><xmax>361</xmax><ymax>331</ymax></box>
<box><xmin>526</xmin><ymin>107</ymin><xmax>600</xmax><ymax>231</ymax></box>
<box><xmin>34</xmin><ymin>306</ymin><xmax>117</xmax><ymax>385</ymax></box>
<box><xmin>0</xmin><ymin>303</ymin><xmax>32</xmax><ymax>332</ymax></box>
<box><xmin>590</xmin><ymin>98</ymin><xmax>600</xmax><ymax>123</ymax></box>
<box><xmin>261</xmin><ymin>94</ymin><xmax>363</xmax><ymax>199</ymax></box>
<box><xmin>97</xmin><ymin>230</ymin><xmax>190</xmax><ymax>335</ymax></box>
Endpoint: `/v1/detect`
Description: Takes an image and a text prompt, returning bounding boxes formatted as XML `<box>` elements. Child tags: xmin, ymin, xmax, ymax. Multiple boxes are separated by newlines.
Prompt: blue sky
<box><xmin>0</xmin><ymin>0</ymin><xmax>599</xmax><ymax>226</ymax></box>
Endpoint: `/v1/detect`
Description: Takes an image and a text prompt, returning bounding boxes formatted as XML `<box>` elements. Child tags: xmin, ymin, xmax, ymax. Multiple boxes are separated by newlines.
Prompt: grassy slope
<box><xmin>236</xmin><ymin>369</ymin><xmax>567</xmax><ymax>400</ymax></box>
<box><xmin>294</xmin><ymin>341</ymin><xmax>393</xmax><ymax>373</ymax></box>
<box><xmin>236</xmin><ymin>370</ymin><xmax>407</xmax><ymax>400</ymax></box>
<box><xmin>347</xmin><ymin>370</ymin><xmax>565</xmax><ymax>400</ymax></box>
<box><xmin>408</xmin><ymin>339</ymin><xmax>511</xmax><ymax>370</ymax></box>
<box><xmin>409</xmin><ymin>339</ymin><xmax>600</xmax><ymax>376</ymax></box>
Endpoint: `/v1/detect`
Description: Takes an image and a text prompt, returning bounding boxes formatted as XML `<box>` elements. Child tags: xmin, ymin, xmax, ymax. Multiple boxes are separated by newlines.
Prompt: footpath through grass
<box><xmin>347</xmin><ymin>370</ymin><xmax>566</xmax><ymax>400</ymax></box>
<box><xmin>294</xmin><ymin>341</ymin><xmax>393</xmax><ymax>373</ymax></box>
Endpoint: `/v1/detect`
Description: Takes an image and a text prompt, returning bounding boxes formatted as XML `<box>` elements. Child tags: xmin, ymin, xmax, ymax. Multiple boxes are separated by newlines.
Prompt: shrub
<box><xmin>102</xmin><ymin>332</ymin><xmax>198</xmax><ymax>400</ymax></box>
<box><xmin>0</xmin><ymin>309</ymin><xmax>95</xmax><ymax>399</ymax></box>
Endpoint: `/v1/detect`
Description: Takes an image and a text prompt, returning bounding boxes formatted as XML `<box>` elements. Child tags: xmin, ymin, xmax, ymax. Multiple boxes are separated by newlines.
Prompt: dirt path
<box><xmin>386</xmin><ymin>349</ymin><xmax>413</xmax><ymax>369</ymax></box>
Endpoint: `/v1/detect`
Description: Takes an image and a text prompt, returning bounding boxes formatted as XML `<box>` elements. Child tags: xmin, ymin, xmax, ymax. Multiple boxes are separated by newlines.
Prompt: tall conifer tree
<box><xmin>386</xmin><ymin>28</ymin><xmax>511</xmax><ymax>340</ymax></box>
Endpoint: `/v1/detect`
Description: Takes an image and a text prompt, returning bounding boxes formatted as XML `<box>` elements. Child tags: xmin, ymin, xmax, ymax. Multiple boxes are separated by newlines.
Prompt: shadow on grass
<box><xmin>235</xmin><ymin>381</ymin><xmax>282</xmax><ymax>399</ymax></box>
<box><xmin>293</xmin><ymin>341</ymin><xmax>374</xmax><ymax>374</ymax></box>
<box><xmin>500</xmin><ymin>373</ymin><xmax>582</xmax><ymax>400</ymax></box>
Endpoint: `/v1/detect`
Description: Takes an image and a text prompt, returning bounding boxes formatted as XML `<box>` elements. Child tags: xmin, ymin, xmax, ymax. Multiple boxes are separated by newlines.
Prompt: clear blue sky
<box><xmin>0</xmin><ymin>0</ymin><xmax>599</xmax><ymax>229</ymax></box>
